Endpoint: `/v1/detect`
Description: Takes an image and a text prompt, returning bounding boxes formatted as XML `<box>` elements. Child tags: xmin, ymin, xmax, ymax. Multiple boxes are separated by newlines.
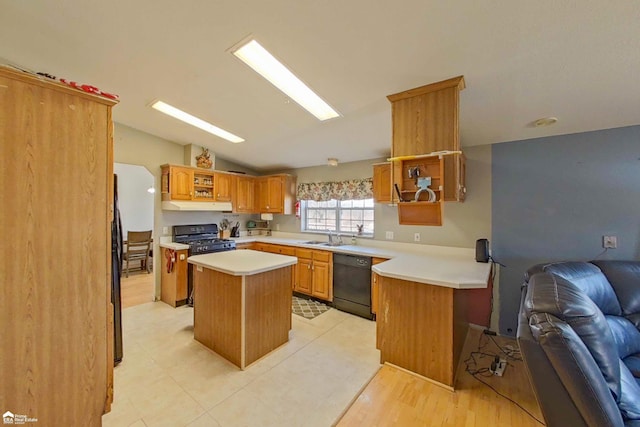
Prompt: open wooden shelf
<box><xmin>397</xmin><ymin>201</ymin><xmax>442</xmax><ymax>226</ymax></box>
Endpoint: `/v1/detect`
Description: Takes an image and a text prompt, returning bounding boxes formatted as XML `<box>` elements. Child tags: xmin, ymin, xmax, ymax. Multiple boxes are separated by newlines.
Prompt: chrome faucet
<box><xmin>327</xmin><ymin>229</ymin><xmax>334</xmax><ymax>244</ymax></box>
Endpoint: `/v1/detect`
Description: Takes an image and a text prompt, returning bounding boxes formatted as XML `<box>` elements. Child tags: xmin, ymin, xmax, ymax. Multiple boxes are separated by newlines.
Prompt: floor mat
<box><xmin>292</xmin><ymin>295</ymin><xmax>331</xmax><ymax>320</ymax></box>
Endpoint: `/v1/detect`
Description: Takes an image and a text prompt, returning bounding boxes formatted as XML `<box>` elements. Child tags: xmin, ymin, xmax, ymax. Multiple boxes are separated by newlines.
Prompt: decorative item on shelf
<box><xmin>356</xmin><ymin>224</ymin><xmax>364</xmax><ymax>236</ymax></box>
<box><xmin>195</xmin><ymin>148</ymin><xmax>213</xmax><ymax>169</ymax></box>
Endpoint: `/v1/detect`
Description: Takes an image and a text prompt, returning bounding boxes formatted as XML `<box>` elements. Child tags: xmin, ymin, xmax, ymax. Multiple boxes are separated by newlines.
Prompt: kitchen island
<box><xmin>188</xmin><ymin>250</ymin><xmax>297</xmax><ymax>369</ymax></box>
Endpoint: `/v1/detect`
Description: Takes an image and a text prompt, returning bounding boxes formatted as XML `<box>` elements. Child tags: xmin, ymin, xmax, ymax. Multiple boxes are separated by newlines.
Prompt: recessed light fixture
<box><xmin>147</xmin><ymin>187</ymin><xmax>156</xmax><ymax>194</ymax></box>
<box><xmin>533</xmin><ymin>116</ymin><xmax>558</xmax><ymax>127</ymax></box>
<box><xmin>150</xmin><ymin>101</ymin><xmax>244</xmax><ymax>143</ymax></box>
<box><xmin>327</xmin><ymin>158</ymin><xmax>338</xmax><ymax>167</ymax></box>
<box><xmin>231</xmin><ymin>39</ymin><xmax>340</xmax><ymax>121</ymax></box>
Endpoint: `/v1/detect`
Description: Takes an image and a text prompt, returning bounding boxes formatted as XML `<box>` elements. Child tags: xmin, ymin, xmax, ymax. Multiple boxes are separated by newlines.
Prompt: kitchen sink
<box><xmin>302</xmin><ymin>240</ymin><xmax>325</xmax><ymax>245</ymax></box>
<box><xmin>323</xmin><ymin>242</ymin><xmax>346</xmax><ymax>247</ymax></box>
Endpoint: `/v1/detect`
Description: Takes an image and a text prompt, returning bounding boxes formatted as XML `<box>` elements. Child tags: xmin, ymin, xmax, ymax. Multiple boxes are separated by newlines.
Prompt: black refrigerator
<box><xmin>111</xmin><ymin>174</ymin><xmax>124</xmax><ymax>364</ymax></box>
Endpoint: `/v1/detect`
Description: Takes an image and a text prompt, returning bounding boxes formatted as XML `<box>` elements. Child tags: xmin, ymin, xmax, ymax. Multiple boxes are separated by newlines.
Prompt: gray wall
<box><xmin>493</xmin><ymin>125</ymin><xmax>640</xmax><ymax>335</ymax></box>
<box><xmin>273</xmin><ymin>145</ymin><xmax>492</xmax><ymax>249</ymax></box>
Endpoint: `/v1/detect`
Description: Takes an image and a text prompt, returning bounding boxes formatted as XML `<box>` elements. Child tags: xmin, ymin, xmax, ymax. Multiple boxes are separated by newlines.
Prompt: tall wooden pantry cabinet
<box><xmin>0</xmin><ymin>67</ymin><xmax>117</xmax><ymax>425</ymax></box>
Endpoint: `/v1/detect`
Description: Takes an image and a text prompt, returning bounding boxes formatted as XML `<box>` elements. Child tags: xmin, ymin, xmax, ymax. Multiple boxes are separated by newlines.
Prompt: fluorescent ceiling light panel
<box><xmin>151</xmin><ymin>101</ymin><xmax>244</xmax><ymax>143</ymax></box>
<box><xmin>232</xmin><ymin>40</ymin><xmax>340</xmax><ymax>121</ymax></box>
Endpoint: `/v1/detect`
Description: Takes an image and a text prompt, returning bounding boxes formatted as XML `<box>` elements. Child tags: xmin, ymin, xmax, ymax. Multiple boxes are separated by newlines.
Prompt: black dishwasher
<box><xmin>333</xmin><ymin>253</ymin><xmax>373</xmax><ymax>320</ymax></box>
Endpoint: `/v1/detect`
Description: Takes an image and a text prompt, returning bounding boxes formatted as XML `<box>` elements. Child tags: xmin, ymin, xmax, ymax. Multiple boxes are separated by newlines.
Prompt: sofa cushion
<box><xmin>525</xmin><ymin>272</ymin><xmax>622</xmax><ymax>399</ymax></box>
<box><xmin>542</xmin><ymin>262</ymin><xmax>622</xmax><ymax>316</ymax></box>
<box><xmin>619</xmin><ymin>360</ymin><xmax>640</xmax><ymax>420</ymax></box>
<box><xmin>592</xmin><ymin>261</ymin><xmax>640</xmax><ymax>317</ymax></box>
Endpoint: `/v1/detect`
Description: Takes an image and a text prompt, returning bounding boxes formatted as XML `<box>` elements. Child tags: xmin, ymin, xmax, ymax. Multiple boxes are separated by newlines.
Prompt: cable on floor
<box><xmin>464</xmin><ymin>332</ymin><xmax>544</xmax><ymax>425</ymax></box>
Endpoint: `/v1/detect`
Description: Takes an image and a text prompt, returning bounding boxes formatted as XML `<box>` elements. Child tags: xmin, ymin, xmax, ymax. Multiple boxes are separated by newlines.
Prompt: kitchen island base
<box><xmin>193</xmin><ymin>265</ymin><xmax>293</xmax><ymax>369</ymax></box>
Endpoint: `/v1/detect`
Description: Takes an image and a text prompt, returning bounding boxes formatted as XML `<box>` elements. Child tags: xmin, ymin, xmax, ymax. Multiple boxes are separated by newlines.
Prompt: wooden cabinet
<box><xmin>0</xmin><ymin>67</ymin><xmax>117</xmax><ymax>424</ymax></box>
<box><xmin>386</xmin><ymin>76</ymin><xmax>466</xmax><ymax>225</ymax></box>
<box><xmin>256</xmin><ymin>174</ymin><xmax>296</xmax><ymax>214</ymax></box>
<box><xmin>161</xmin><ymin>166</ymin><xmax>294</xmax><ymax>214</ymax></box>
<box><xmin>167</xmin><ymin>166</ymin><xmax>194</xmax><ymax>200</ymax></box>
<box><xmin>373</xmin><ymin>162</ymin><xmax>392</xmax><ymax>203</ymax></box>
<box><xmin>235</xmin><ymin>175</ymin><xmax>256</xmax><ymax>213</ymax></box>
<box><xmin>193</xmin><ymin>170</ymin><xmax>214</xmax><ymax>200</ymax></box>
<box><xmin>371</xmin><ymin>257</ymin><xmax>390</xmax><ymax>316</ymax></box>
<box><xmin>160</xmin><ymin>248</ymin><xmax>189</xmax><ymax>307</ymax></box>
<box><xmin>214</xmin><ymin>172</ymin><xmax>234</xmax><ymax>202</ymax></box>
<box><xmin>296</xmin><ymin>257</ymin><xmax>313</xmax><ymax>294</ymax></box>
<box><xmin>235</xmin><ymin>242</ymin><xmax>254</xmax><ymax>250</ymax></box>
<box><xmin>311</xmin><ymin>257</ymin><xmax>331</xmax><ymax>300</ymax></box>
<box><xmin>295</xmin><ymin>249</ymin><xmax>333</xmax><ymax>301</ymax></box>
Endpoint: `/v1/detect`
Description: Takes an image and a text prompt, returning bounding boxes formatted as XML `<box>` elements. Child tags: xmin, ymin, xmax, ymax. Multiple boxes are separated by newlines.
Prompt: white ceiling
<box><xmin>2</xmin><ymin>1</ymin><xmax>639</xmax><ymax>172</ymax></box>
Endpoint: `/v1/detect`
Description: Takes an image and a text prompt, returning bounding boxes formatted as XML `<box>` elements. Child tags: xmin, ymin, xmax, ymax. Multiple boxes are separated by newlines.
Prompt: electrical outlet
<box><xmin>414</xmin><ymin>233</ymin><xmax>421</xmax><ymax>242</ymax></box>
<box><xmin>162</xmin><ymin>226</ymin><xmax>169</xmax><ymax>235</ymax></box>
<box><xmin>603</xmin><ymin>235</ymin><xmax>617</xmax><ymax>249</ymax></box>
<box><xmin>275</xmin><ymin>224</ymin><xmax>280</xmax><ymax>231</ymax></box>
<box><xmin>385</xmin><ymin>231</ymin><xmax>394</xmax><ymax>240</ymax></box>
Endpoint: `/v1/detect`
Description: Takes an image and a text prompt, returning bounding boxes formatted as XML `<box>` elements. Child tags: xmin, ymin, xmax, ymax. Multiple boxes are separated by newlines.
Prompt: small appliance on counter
<box><xmin>246</xmin><ymin>219</ymin><xmax>271</xmax><ymax>236</ymax></box>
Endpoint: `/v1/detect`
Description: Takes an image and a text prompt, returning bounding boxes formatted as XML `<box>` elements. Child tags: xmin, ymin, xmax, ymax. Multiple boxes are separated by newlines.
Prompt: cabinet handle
<box><xmin>307</xmin><ymin>264</ymin><xmax>310</xmax><ymax>270</ymax></box>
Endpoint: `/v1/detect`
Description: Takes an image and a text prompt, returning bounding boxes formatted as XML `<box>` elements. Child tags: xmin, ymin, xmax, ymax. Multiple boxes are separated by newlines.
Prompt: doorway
<box><xmin>115</xmin><ymin>163</ymin><xmax>155</xmax><ymax>308</ymax></box>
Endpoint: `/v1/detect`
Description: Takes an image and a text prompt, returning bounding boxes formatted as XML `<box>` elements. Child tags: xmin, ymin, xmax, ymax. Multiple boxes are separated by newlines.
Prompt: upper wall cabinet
<box><xmin>372</xmin><ymin>162</ymin><xmax>392</xmax><ymax>204</ymax></box>
<box><xmin>161</xmin><ymin>165</ymin><xmax>234</xmax><ymax>202</ymax></box>
<box><xmin>235</xmin><ymin>175</ymin><xmax>256</xmax><ymax>213</ymax></box>
<box><xmin>256</xmin><ymin>174</ymin><xmax>296</xmax><ymax>215</ymax></box>
<box><xmin>387</xmin><ymin>76</ymin><xmax>466</xmax><ymax>203</ymax></box>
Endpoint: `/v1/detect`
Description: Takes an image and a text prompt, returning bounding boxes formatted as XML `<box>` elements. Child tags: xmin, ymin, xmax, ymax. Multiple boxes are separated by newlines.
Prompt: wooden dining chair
<box><xmin>124</xmin><ymin>230</ymin><xmax>152</xmax><ymax>278</ymax></box>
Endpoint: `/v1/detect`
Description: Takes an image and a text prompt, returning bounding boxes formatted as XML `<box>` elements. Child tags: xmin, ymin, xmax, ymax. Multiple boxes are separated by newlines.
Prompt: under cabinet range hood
<box><xmin>161</xmin><ymin>201</ymin><xmax>233</xmax><ymax>212</ymax></box>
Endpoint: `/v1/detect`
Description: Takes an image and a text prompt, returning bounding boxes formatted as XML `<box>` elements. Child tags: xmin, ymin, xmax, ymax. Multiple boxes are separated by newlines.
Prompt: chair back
<box><xmin>126</xmin><ymin>230</ymin><xmax>152</xmax><ymax>259</ymax></box>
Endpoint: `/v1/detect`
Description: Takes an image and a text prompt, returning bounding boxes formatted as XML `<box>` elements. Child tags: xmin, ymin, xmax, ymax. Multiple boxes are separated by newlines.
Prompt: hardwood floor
<box><xmin>120</xmin><ymin>271</ymin><xmax>155</xmax><ymax>308</ymax></box>
<box><xmin>336</xmin><ymin>328</ymin><xmax>545</xmax><ymax>427</ymax></box>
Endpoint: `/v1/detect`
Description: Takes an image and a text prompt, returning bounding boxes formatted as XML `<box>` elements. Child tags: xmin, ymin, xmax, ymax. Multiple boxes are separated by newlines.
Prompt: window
<box><xmin>302</xmin><ymin>198</ymin><xmax>374</xmax><ymax>235</ymax></box>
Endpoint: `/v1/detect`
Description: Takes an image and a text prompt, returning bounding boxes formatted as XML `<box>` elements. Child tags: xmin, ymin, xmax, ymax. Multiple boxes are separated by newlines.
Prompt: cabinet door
<box><xmin>171</xmin><ymin>167</ymin><xmax>193</xmax><ymax>200</ymax></box>
<box><xmin>266</xmin><ymin>176</ymin><xmax>283</xmax><ymax>212</ymax></box>
<box><xmin>311</xmin><ymin>260</ymin><xmax>331</xmax><ymax>301</ymax></box>
<box><xmin>256</xmin><ymin>177</ymin><xmax>269</xmax><ymax>212</ymax></box>
<box><xmin>295</xmin><ymin>258</ymin><xmax>313</xmax><ymax>295</ymax></box>
<box><xmin>214</xmin><ymin>173</ymin><xmax>233</xmax><ymax>202</ymax></box>
<box><xmin>235</xmin><ymin>176</ymin><xmax>255</xmax><ymax>213</ymax></box>
<box><xmin>371</xmin><ymin>272</ymin><xmax>379</xmax><ymax>315</ymax></box>
<box><xmin>373</xmin><ymin>163</ymin><xmax>391</xmax><ymax>203</ymax></box>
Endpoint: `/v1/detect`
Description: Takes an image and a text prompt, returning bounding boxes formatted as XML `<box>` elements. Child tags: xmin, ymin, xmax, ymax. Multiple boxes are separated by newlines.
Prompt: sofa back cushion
<box><xmin>592</xmin><ymin>261</ymin><xmax>640</xmax><ymax>318</ymax></box>
<box><xmin>542</xmin><ymin>262</ymin><xmax>622</xmax><ymax>316</ymax></box>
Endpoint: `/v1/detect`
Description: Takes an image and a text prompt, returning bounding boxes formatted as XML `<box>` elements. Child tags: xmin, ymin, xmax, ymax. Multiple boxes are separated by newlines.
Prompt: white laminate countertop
<box><xmin>188</xmin><ymin>249</ymin><xmax>297</xmax><ymax>276</ymax></box>
<box><xmin>230</xmin><ymin>234</ymin><xmax>491</xmax><ymax>289</ymax></box>
<box><xmin>159</xmin><ymin>242</ymin><xmax>190</xmax><ymax>250</ymax></box>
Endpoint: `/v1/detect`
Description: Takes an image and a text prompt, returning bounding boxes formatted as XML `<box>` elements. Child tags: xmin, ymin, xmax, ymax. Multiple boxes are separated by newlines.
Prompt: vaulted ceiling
<box><xmin>2</xmin><ymin>1</ymin><xmax>639</xmax><ymax>171</ymax></box>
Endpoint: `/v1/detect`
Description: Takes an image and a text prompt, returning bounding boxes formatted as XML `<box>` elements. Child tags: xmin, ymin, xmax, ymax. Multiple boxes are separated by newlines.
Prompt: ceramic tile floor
<box><xmin>103</xmin><ymin>301</ymin><xmax>380</xmax><ymax>427</ymax></box>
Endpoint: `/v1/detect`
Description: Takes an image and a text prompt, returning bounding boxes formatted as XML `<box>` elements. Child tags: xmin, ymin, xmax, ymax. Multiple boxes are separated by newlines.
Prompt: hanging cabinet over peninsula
<box><xmin>387</xmin><ymin>75</ymin><xmax>466</xmax><ymax>203</ymax></box>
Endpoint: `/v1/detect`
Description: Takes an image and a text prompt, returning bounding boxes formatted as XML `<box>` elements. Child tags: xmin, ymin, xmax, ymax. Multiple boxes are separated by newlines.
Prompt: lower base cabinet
<box><xmin>294</xmin><ymin>249</ymin><xmax>333</xmax><ymax>301</ymax></box>
<box><xmin>160</xmin><ymin>248</ymin><xmax>189</xmax><ymax>307</ymax></box>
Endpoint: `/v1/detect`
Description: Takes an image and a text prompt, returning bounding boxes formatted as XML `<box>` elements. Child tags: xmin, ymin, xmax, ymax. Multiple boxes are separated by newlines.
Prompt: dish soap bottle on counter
<box><xmin>351</xmin><ymin>235</ymin><xmax>357</xmax><ymax>245</ymax></box>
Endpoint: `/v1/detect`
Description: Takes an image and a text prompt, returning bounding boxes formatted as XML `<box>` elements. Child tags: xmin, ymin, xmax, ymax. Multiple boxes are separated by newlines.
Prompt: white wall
<box><xmin>114</xmin><ymin>163</ymin><xmax>154</xmax><ymax>237</ymax></box>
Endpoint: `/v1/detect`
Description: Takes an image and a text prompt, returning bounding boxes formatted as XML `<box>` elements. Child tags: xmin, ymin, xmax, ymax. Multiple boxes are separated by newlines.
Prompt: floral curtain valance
<box><xmin>296</xmin><ymin>178</ymin><xmax>373</xmax><ymax>201</ymax></box>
